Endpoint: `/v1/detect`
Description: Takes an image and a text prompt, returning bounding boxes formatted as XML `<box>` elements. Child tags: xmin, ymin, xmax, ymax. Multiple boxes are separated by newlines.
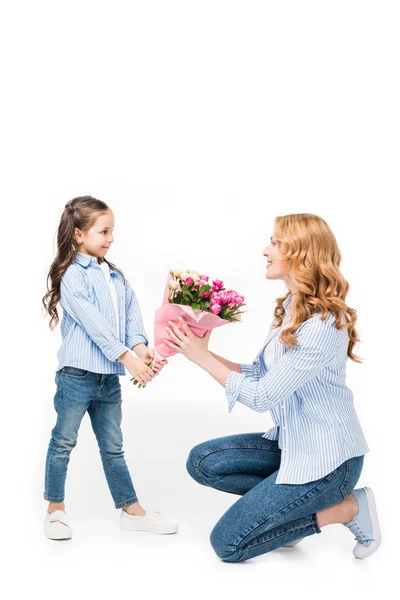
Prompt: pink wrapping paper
<box><xmin>153</xmin><ymin>270</ymin><xmax>241</xmax><ymax>362</ymax></box>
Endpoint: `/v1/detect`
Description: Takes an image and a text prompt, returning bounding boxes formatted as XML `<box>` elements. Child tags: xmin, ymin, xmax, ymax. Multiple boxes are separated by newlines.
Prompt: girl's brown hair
<box><xmin>42</xmin><ymin>196</ymin><xmax>125</xmax><ymax>330</ymax></box>
<box><xmin>272</xmin><ymin>213</ymin><xmax>362</xmax><ymax>363</ymax></box>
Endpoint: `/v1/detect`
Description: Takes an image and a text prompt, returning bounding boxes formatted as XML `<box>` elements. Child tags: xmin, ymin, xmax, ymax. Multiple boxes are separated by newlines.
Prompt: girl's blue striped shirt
<box><xmin>225</xmin><ymin>294</ymin><xmax>370</xmax><ymax>484</ymax></box>
<box><xmin>56</xmin><ymin>252</ymin><xmax>148</xmax><ymax>375</ymax></box>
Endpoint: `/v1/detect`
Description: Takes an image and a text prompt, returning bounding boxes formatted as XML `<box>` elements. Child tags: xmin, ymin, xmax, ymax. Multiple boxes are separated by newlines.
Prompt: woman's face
<box><xmin>263</xmin><ymin>234</ymin><xmax>287</xmax><ymax>281</ymax></box>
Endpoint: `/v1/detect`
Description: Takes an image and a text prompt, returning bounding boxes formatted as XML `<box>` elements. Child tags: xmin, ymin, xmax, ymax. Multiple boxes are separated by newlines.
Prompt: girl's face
<box><xmin>74</xmin><ymin>210</ymin><xmax>115</xmax><ymax>258</ymax></box>
<box><xmin>263</xmin><ymin>234</ymin><xmax>287</xmax><ymax>281</ymax></box>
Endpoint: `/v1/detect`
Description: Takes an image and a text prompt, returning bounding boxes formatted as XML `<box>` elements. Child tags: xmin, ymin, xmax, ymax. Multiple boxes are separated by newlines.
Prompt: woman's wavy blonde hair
<box><xmin>272</xmin><ymin>213</ymin><xmax>361</xmax><ymax>363</ymax></box>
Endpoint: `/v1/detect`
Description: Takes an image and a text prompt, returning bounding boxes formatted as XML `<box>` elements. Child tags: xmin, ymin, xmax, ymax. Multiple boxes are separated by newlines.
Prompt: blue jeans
<box><xmin>44</xmin><ymin>367</ymin><xmax>138</xmax><ymax>509</ymax></box>
<box><xmin>186</xmin><ymin>433</ymin><xmax>364</xmax><ymax>562</ymax></box>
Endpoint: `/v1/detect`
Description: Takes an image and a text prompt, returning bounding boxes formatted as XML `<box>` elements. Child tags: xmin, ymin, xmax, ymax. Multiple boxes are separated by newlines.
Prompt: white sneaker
<box><xmin>120</xmin><ymin>507</ymin><xmax>178</xmax><ymax>535</ymax></box>
<box><xmin>45</xmin><ymin>510</ymin><xmax>72</xmax><ymax>540</ymax></box>
<box><xmin>343</xmin><ymin>487</ymin><xmax>381</xmax><ymax>559</ymax></box>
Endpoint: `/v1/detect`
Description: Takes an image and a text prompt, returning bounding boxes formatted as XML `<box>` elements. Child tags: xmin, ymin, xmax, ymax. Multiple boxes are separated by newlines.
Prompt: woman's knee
<box><xmin>186</xmin><ymin>443</ymin><xmax>206</xmax><ymax>484</ymax></box>
<box><xmin>209</xmin><ymin>520</ymin><xmax>242</xmax><ymax>562</ymax></box>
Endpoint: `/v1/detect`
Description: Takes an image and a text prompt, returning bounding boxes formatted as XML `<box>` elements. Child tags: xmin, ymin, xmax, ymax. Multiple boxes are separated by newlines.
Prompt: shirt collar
<box><xmin>283</xmin><ymin>293</ymin><xmax>292</xmax><ymax>309</ymax></box>
<box><xmin>74</xmin><ymin>252</ymin><xmax>98</xmax><ymax>267</ymax></box>
<box><xmin>73</xmin><ymin>252</ymin><xmax>119</xmax><ymax>277</ymax></box>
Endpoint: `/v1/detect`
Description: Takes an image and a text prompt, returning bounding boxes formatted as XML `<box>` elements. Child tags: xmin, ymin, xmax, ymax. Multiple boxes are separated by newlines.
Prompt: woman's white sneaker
<box><xmin>343</xmin><ymin>487</ymin><xmax>381</xmax><ymax>559</ymax></box>
<box><xmin>120</xmin><ymin>507</ymin><xmax>178</xmax><ymax>534</ymax></box>
<box><xmin>45</xmin><ymin>510</ymin><xmax>72</xmax><ymax>540</ymax></box>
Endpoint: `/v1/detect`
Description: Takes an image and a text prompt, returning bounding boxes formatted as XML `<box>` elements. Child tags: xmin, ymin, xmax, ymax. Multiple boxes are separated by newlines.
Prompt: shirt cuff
<box><xmin>239</xmin><ymin>363</ymin><xmax>254</xmax><ymax>376</ymax></box>
<box><xmin>225</xmin><ymin>371</ymin><xmax>247</xmax><ymax>413</ymax></box>
<box><xmin>126</xmin><ymin>334</ymin><xmax>149</xmax><ymax>349</ymax></box>
<box><xmin>106</xmin><ymin>342</ymin><xmax>132</xmax><ymax>363</ymax></box>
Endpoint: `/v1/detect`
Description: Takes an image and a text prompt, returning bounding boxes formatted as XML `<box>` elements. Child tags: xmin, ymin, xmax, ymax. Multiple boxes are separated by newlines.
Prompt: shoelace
<box><xmin>345</xmin><ymin>520</ymin><xmax>373</xmax><ymax>547</ymax></box>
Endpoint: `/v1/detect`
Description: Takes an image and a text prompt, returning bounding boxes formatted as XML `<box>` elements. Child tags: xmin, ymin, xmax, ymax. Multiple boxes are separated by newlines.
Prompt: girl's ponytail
<box><xmin>42</xmin><ymin>196</ymin><xmax>125</xmax><ymax>330</ymax></box>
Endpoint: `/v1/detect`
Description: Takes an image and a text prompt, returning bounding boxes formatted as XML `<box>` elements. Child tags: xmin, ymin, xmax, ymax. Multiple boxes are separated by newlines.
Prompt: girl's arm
<box><xmin>60</xmin><ymin>267</ymin><xmax>131</xmax><ymax>362</ymax></box>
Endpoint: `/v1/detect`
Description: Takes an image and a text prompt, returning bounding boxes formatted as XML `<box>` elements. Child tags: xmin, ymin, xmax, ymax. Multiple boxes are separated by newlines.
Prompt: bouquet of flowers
<box><xmin>131</xmin><ymin>269</ymin><xmax>246</xmax><ymax>387</ymax></box>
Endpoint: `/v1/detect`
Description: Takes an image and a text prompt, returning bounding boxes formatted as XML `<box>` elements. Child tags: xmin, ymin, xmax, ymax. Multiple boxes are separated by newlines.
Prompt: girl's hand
<box><xmin>136</xmin><ymin>346</ymin><xmax>168</xmax><ymax>376</ymax></box>
<box><xmin>164</xmin><ymin>317</ymin><xmax>212</xmax><ymax>364</ymax></box>
<box><xmin>125</xmin><ymin>354</ymin><xmax>156</xmax><ymax>386</ymax></box>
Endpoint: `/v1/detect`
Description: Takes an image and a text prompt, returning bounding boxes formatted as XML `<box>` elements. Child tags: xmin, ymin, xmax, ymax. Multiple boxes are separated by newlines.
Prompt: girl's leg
<box><xmin>209</xmin><ymin>455</ymin><xmax>364</xmax><ymax>562</ymax></box>
<box><xmin>44</xmin><ymin>369</ymin><xmax>92</xmax><ymax>508</ymax></box>
<box><xmin>87</xmin><ymin>374</ymin><xmax>140</xmax><ymax>511</ymax></box>
<box><xmin>186</xmin><ymin>433</ymin><xmax>282</xmax><ymax>495</ymax></box>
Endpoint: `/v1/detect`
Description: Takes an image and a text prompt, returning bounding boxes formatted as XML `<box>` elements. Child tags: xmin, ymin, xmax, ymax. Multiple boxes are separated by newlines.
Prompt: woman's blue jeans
<box><xmin>186</xmin><ymin>433</ymin><xmax>364</xmax><ymax>562</ymax></box>
<box><xmin>44</xmin><ymin>367</ymin><xmax>138</xmax><ymax>509</ymax></box>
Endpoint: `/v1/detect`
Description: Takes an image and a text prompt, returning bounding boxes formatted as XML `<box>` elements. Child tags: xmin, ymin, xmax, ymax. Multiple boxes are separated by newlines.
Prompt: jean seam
<box><xmin>243</xmin><ymin>521</ymin><xmax>313</xmax><ymax>551</ymax></box>
<box><xmin>94</xmin><ymin>399</ymin><xmax>124</xmax><ymax>504</ymax></box>
<box><xmin>194</xmin><ymin>444</ymin><xmax>280</xmax><ymax>485</ymax></box>
<box><xmin>339</xmin><ymin>459</ymin><xmax>351</xmax><ymax>499</ymax></box>
<box><xmin>232</xmin><ymin>473</ymin><xmax>333</xmax><ymax>548</ymax></box>
<box><xmin>45</xmin><ymin>386</ymin><xmax>65</xmax><ymax>500</ymax></box>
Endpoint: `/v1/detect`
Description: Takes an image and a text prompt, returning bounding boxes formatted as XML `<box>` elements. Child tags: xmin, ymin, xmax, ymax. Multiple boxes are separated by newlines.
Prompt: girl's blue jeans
<box><xmin>44</xmin><ymin>367</ymin><xmax>138</xmax><ymax>509</ymax></box>
<box><xmin>186</xmin><ymin>433</ymin><xmax>364</xmax><ymax>562</ymax></box>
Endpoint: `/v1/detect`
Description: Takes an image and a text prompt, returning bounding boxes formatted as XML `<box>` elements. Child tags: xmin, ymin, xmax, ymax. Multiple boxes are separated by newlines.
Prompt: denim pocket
<box><xmin>64</xmin><ymin>366</ymin><xmax>89</xmax><ymax>379</ymax></box>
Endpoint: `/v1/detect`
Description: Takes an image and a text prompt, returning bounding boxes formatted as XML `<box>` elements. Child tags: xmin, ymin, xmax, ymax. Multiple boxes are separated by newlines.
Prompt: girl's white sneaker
<box><xmin>120</xmin><ymin>507</ymin><xmax>178</xmax><ymax>534</ymax></box>
<box><xmin>45</xmin><ymin>510</ymin><xmax>72</xmax><ymax>540</ymax></box>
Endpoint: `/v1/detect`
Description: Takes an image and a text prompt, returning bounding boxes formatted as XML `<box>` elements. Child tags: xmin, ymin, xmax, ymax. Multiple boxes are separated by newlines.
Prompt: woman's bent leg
<box><xmin>210</xmin><ymin>456</ymin><xmax>364</xmax><ymax>562</ymax></box>
<box><xmin>186</xmin><ymin>433</ymin><xmax>281</xmax><ymax>495</ymax></box>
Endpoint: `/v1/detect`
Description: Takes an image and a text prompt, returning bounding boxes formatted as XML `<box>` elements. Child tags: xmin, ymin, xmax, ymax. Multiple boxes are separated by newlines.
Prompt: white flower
<box><xmin>169</xmin><ymin>280</ymin><xmax>180</xmax><ymax>290</ymax></box>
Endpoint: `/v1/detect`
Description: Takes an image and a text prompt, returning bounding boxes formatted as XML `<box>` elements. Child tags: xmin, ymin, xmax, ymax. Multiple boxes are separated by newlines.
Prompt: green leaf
<box><xmin>199</xmin><ymin>284</ymin><xmax>211</xmax><ymax>296</ymax></box>
<box><xmin>192</xmin><ymin>303</ymin><xmax>201</xmax><ymax>313</ymax></box>
<box><xmin>183</xmin><ymin>290</ymin><xmax>194</xmax><ymax>302</ymax></box>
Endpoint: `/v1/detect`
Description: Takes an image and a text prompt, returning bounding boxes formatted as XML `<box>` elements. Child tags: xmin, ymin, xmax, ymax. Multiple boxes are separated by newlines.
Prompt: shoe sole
<box><xmin>44</xmin><ymin>525</ymin><xmax>72</xmax><ymax>540</ymax></box>
<box><xmin>120</xmin><ymin>520</ymin><xmax>178</xmax><ymax>535</ymax></box>
<box><xmin>353</xmin><ymin>487</ymin><xmax>381</xmax><ymax>559</ymax></box>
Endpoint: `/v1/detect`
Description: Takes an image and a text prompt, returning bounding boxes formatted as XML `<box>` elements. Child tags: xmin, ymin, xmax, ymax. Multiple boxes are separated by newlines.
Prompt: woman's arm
<box><xmin>209</xmin><ymin>352</ymin><xmax>242</xmax><ymax>373</ymax></box>
<box><xmin>225</xmin><ymin>313</ymin><xmax>340</xmax><ymax>413</ymax></box>
<box><xmin>164</xmin><ymin>313</ymin><xmax>340</xmax><ymax>414</ymax></box>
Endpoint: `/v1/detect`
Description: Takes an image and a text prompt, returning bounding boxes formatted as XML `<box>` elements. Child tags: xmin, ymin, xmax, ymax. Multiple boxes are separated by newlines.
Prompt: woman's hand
<box><xmin>164</xmin><ymin>317</ymin><xmax>211</xmax><ymax>364</ymax></box>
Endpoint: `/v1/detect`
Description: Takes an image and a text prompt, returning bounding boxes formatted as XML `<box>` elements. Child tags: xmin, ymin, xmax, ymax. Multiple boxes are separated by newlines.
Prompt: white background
<box><xmin>2</xmin><ymin>1</ymin><xmax>398</xmax><ymax>598</ymax></box>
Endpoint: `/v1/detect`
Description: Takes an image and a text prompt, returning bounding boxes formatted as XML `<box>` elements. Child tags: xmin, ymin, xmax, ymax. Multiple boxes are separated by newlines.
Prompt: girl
<box><xmin>42</xmin><ymin>195</ymin><xmax>178</xmax><ymax>540</ymax></box>
<box><xmin>164</xmin><ymin>213</ymin><xmax>381</xmax><ymax>562</ymax></box>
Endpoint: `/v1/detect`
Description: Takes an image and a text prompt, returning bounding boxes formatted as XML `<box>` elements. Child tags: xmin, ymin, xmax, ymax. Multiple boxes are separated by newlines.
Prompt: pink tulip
<box><xmin>212</xmin><ymin>279</ymin><xmax>224</xmax><ymax>291</ymax></box>
<box><xmin>200</xmin><ymin>275</ymin><xmax>209</xmax><ymax>282</ymax></box>
<box><xmin>211</xmin><ymin>303</ymin><xmax>221</xmax><ymax>314</ymax></box>
<box><xmin>186</xmin><ymin>277</ymin><xmax>194</xmax><ymax>285</ymax></box>
<box><xmin>201</xmin><ymin>291</ymin><xmax>211</xmax><ymax>299</ymax></box>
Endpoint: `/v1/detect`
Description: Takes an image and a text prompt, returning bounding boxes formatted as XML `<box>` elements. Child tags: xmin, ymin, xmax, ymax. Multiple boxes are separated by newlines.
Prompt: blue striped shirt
<box><xmin>56</xmin><ymin>252</ymin><xmax>148</xmax><ymax>375</ymax></box>
<box><xmin>225</xmin><ymin>294</ymin><xmax>370</xmax><ymax>484</ymax></box>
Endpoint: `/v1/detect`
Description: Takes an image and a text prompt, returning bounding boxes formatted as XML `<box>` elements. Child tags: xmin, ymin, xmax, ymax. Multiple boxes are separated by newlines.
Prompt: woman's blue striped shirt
<box><xmin>225</xmin><ymin>295</ymin><xmax>370</xmax><ymax>484</ymax></box>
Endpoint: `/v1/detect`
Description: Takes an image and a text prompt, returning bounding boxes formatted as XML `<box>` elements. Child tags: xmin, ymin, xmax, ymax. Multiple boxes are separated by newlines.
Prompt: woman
<box><xmin>164</xmin><ymin>213</ymin><xmax>381</xmax><ymax>562</ymax></box>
